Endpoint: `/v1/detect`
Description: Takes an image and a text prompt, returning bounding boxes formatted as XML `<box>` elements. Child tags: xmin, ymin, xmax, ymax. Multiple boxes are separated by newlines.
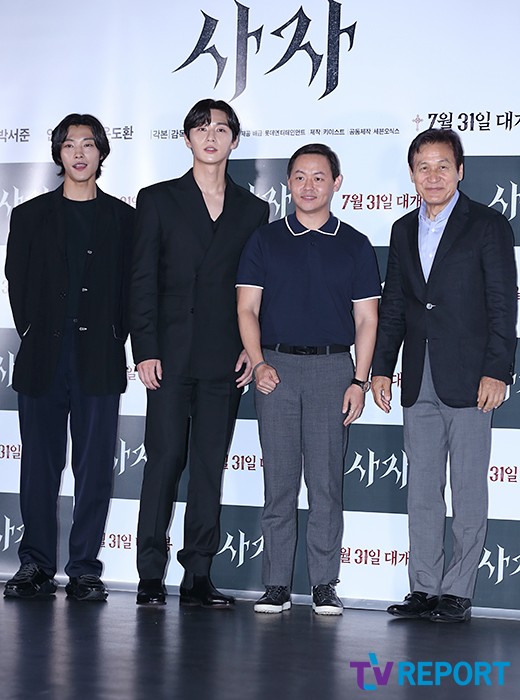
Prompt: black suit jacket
<box><xmin>372</xmin><ymin>192</ymin><xmax>517</xmax><ymax>408</ymax></box>
<box><xmin>5</xmin><ymin>185</ymin><xmax>134</xmax><ymax>397</ymax></box>
<box><xmin>130</xmin><ymin>169</ymin><xmax>270</xmax><ymax>380</ymax></box>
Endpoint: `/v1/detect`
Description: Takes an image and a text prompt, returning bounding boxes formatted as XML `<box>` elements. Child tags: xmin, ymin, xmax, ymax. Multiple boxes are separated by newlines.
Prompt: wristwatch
<box><xmin>351</xmin><ymin>377</ymin><xmax>371</xmax><ymax>393</ymax></box>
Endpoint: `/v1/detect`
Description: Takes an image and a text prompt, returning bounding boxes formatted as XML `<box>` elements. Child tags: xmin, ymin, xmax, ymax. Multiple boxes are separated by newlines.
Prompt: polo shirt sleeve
<box><xmin>236</xmin><ymin>227</ymin><xmax>266</xmax><ymax>289</ymax></box>
<box><xmin>352</xmin><ymin>236</ymin><xmax>381</xmax><ymax>302</ymax></box>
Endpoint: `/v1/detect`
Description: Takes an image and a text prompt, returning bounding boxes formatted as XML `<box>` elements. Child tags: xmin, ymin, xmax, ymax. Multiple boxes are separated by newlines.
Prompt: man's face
<box><xmin>287</xmin><ymin>154</ymin><xmax>342</xmax><ymax>221</ymax></box>
<box><xmin>184</xmin><ymin>109</ymin><xmax>237</xmax><ymax>165</ymax></box>
<box><xmin>60</xmin><ymin>124</ymin><xmax>101</xmax><ymax>186</ymax></box>
<box><xmin>410</xmin><ymin>142</ymin><xmax>463</xmax><ymax>218</ymax></box>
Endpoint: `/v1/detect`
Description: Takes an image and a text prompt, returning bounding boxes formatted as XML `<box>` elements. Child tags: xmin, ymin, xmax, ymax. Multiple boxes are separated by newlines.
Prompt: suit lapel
<box><xmin>48</xmin><ymin>185</ymin><xmax>67</xmax><ymax>255</ymax></box>
<box><xmin>428</xmin><ymin>192</ymin><xmax>469</xmax><ymax>279</ymax></box>
<box><xmin>211</xmin><ymin>175</ymin><xmax>241</xmax><ymax>245</ymax></box>
<box><xmin>405</xmin><ymin>209</ymin><xmax>426</xmax><ymax>287</ymax></box>
<box><xmin>173</xmin><ymin>172</ymin><xmax>244</xmax><ymax>270</ymax></box>
<box><xmin>89</xmin><ymin>188</ymin><xmax>113</xmax><ymax>256</ymax></box>
<box><xmin>173</xmin><ymin>170</ymin><xmax>214</xmax><ymax>255</ymax></box>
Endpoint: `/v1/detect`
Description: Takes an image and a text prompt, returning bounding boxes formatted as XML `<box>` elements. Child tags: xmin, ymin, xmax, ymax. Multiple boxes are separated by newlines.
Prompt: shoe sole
<box><xmin>254</xmin><ymin>601</ymin><xmax>291</xmax><ymax>614</ymax></box>
<box><xmin>430</xmin><ymin>611</ymin><xmax>471</xmax><ymax>623</ymax></box>
<box><xmin>66</xmin><ymin>590</ymin><xmax>108</xmax><ymax>602</ymax></box>
<box><xmin>4</xmin><ymin>591</ymin><xmax>57</xmax><ymax>599</ymax></box>
<box><xmin>136</xmin><ymin>597</ymin><xmax>166</xmax><ymax>605</ymax></box>
<box><xmin>179</xmin><ymin>597</ymin><xmax>234</xmax><ymax>608</ymax></box>
<box><xmin>4</xmin><ymin>580</ymin><xmax>57</xmax><ymax>599</ymax></box>
<box><xmin>387</xmin><ymin>609</ymin><xmax>434</xmax><ymax>619</ymax></box>
<box><xmin>312</xmin><ymin>604</ymin><xmax>343</xmax><ymax>615</ymax></box>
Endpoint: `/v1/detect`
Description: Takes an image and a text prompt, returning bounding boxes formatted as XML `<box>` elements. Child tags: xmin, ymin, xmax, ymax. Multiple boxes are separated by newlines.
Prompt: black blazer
<box><xmin>130</xmin><ymin>169</ymin><xmax>270</xmax><ymax>380</ymax></box>
<box><xmin>5</xmin><ymin>185</ymin><xmax>134</xmax><ymax>397</ymax></box>
<box><xmin>372</xmin><ymin>192</ymin><xmax>517</xmax><ymax>408</ymax></box>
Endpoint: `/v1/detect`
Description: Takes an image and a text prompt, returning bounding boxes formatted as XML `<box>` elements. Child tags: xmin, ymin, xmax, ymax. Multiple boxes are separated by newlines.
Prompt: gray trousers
<box><xmin>403</xmin><ymin>350</ymin><xmax>492</xmax><ymax>598</ymax></box>
<box><xmin>255</xmin><ymin>349</ymin><xmax>353</xmax><ymax>588</ymax></box>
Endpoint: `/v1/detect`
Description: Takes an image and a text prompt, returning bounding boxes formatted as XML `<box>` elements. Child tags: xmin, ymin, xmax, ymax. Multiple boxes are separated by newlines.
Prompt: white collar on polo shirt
<box><xmin>284</xmin><ymin>213</ymin><xmax>341</xmax><ymax>237</ymax></box>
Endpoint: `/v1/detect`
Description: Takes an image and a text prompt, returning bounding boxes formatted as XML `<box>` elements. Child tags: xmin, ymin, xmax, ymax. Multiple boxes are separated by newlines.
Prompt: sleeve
<box><xmin>258</xmin><ymin>199</ymin><xmax>270</xmax><ymax>228</ymax></box>
<box><xmin>118</xmin><ymin>202</ymin><xmax>135</xmax><ymax>340</ymax></box>
<box><xmin>129</xmin><ymin>188</ymin><xmax>162</xmax><ymax>364</ymax></box>
<box><xmin>481</xmin><ymin>212</ymin><xmax>517</xmax><ymax>383</ymax></box>
<box><xmin>352</xmin><ymin>236</ymin><xmax>382</xmax><ymax>301</ymax></box>
<box><xmin>236</xmin><ymin>227</ymin><xmax>267</xmax><ymax>289</ymax></box>
<box><xmin>371</xmin><ymin>224</ymin><xmax>407</xmax><ymax>378</ymax></box>
<box><xmin>5</xmin><ymin>204</ymin><xmax>31</xmax><ymax>338</ymax></box>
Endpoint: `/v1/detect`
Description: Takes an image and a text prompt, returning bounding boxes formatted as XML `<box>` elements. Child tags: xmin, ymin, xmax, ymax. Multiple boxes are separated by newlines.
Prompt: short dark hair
<box><xmin>287</xmin><ymin>143</ymin><xmax>341</xmax><ymax>180</ymax></box>
<box><xmin>408</xmin><ymin>128</ymin><xmax>464</xmax><ymax>170</ymax></box>
<box><xmin>51</xmin><ymin>113</ymin><xmax>110</xmax><ymax>179</ymax></box>
<box><xmin>183</xmin><ymin>98</ymin><xmax>241</xmax><ymax>141</ymax></box>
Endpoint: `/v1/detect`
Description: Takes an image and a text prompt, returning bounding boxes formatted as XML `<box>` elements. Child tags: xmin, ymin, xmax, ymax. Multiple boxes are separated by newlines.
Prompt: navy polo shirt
<box><xmin>236</xmin><ymin>212</ymin><xmax>381</xmax><ymax>346</ymax></box>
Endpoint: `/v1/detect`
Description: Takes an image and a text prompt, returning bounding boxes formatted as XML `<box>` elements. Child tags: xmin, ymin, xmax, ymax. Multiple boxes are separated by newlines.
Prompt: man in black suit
<box><xmin>371</xmin><ymin>128</ymin><xmax>517</xmax><ymax>622</ymax></box>
<box><xmin>4</xmin><ymin>114</ymin><xmax>134</xmax><ymax>601</ymax></box>
<box><xmin>131</xmin><ymin>99</ymin><xmax>269</xmax><ymax>607</ymax></box>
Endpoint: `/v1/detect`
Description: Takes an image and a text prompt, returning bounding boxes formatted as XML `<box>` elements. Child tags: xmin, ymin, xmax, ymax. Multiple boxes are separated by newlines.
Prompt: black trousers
<box><xmin>137</xmin><ymin>374</ymin><xmax>241</xmax><ymax>579</ymax></box>
<box><xmin>17</xmin><ymin>321</ymin><xmax>120</xmax><ymax>578</ymax></box>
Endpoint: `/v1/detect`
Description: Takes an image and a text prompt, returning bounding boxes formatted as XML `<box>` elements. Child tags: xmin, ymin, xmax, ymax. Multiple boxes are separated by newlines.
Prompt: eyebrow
<box><xmin>198</xmin><ymin>120</ymin><xmax>230</xmax><ymax>128</ymax></box>
<box><xmin>293</xmin><ymin>169</ymin><xmax>327</xmax><ymax>176</ymax></box>
<box><xmin>63</xmin><ymin>137</ymin><xmax>95</xmax><ymax>143</ymax></box>
<box><xmin>417</xmin><ymin>158</ymin><xmax>452</xmax><ymax>165</ymax></box>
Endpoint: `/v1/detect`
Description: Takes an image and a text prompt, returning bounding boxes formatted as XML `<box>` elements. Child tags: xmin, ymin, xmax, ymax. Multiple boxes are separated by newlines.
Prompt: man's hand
<box><xmin>255</xmin><ymin>363</ymin><xmax>280</xmax><ymax>395</ymax></box>
<box><xmin>477</xmin><ymin>376</ymin><xmax>506</xmax><ymax>413</ymax></box>
<box><xmin>342</xmin><ymin>385</ymin><xmax>365</xmax><ymax>426</ymax></box>
<box><xmin>371</xmin><ymin>375</ymin><xmax>392</xmax><ymax>413</ymax></box>
<box><xmin>235</xmin><ymin>349</ymin><xmax>253</xmax><ymax>389</ymax></box>
<box><xmin>137</xmin><ymin>359</ymin><xmax>162</xmax><ymax>390</ymax></box>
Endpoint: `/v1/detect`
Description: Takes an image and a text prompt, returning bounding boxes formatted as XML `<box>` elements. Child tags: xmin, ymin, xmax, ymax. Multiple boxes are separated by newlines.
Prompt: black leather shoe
<box><xmin>179</xmin><ymin>574</ymin><xmax>235</xmax><ymax>608</ymax></box>
<box><xmin>136</xmin><ymin>579</ymin><xmax>166</xmax><ymax>605</ymax></box>
<box><xmin>254</xmin><ymin>586</ymin><xmax>291</xmax><ymax>613</ymax></box>
<box><xmin>430</xmin><ymin>595</ymin><xmax>471</xmax><ymax>623</ymax></box>
<box><xmin>387</xmin><ymin>591</ymin><xmax>439</xmax><ymax>618</ymax></box>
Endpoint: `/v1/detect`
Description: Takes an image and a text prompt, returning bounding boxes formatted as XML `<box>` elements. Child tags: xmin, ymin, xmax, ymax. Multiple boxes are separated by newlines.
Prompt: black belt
<box><xmin>262</xmin><ymin>344</ymin><xmax>350</xmax><ymax>356</ymax></box>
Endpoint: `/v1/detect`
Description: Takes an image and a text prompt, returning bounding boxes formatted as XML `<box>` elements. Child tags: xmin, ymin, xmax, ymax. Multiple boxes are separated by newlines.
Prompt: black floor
<box><xmin>1</xmin><ymin>587</ymin><xmax>518</xmax><ymax>700</ymax></box>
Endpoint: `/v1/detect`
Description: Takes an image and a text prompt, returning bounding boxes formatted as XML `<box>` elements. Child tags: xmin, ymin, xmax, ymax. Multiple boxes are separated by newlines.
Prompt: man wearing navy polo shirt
<box><xmin>237</xmin><ymin>143</ymin><xmax>380</xmax><ymax>614</ymax></box>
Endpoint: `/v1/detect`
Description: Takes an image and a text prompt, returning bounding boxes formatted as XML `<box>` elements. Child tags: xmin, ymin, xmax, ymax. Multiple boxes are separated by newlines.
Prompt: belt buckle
<box><xmin>295</xmin><ymin>345</ymin><xmax>316</xmax><ymax>355</ymax></box>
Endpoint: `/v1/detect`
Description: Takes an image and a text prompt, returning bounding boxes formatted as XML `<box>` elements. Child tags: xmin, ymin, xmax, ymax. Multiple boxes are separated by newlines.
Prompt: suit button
<box><xmin>86</xmin><ymin>249</ymin><xmax>93</xmax><ymax>255</ymax></box>
<box><xmin>190</xmin><ymin>308</ymin><xmax>194</xmax><ymax>314</ymax></box>
<box><xmin>60</xmin><ymin>292</ymin><xmax>67</xmax><ymax>299</ymax></box>
<box><xmin>81</xmin><ymin>287</ymin><xmax>88</xmax><ymax>292</ymax></box>
<box><xmin>426</xmin><ymin>303</ymin><xmax>435</xmax><ymax>310</ymax></box>
<box><xmin>79</xmin><ymin>326</ymin><xmax>87</xmax><ymax>331</ymax></box>
<box><xmin>53</xmin><ymin>330</ymin><xmax>61</xmax><ymax>338</ymax></box>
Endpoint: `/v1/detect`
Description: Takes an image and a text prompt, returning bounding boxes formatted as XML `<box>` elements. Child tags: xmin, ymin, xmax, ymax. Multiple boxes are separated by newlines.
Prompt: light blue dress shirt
<box><xmin>418</xmin><ymin>190</ymin><xmax>459</xmax><ymax>281</ymax></box>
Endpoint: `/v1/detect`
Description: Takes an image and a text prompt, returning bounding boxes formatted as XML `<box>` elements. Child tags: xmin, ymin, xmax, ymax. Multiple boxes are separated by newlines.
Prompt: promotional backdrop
<box><xmin>0</xmin><ymin>0</ymin><xmax>519</xmax><ymax>611</ymax></box>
